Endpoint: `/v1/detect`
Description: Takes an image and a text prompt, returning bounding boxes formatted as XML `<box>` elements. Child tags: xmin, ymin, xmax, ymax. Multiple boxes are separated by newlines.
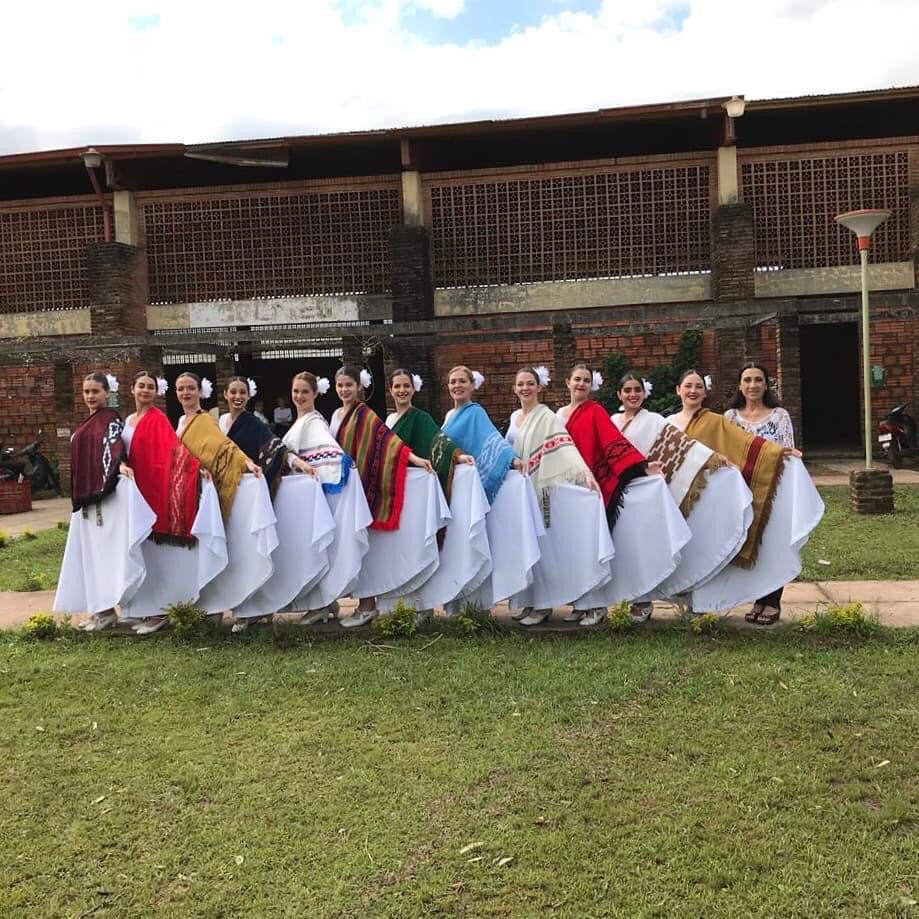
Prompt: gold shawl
<box><xmin>180</xmin><ymin>411</ymin><xmax>248</xmax><ymax>520</ymax></box>
<box><xmin>684</xmin><ymin>409</ymin><xmax>785</xmax><ymax>569</ymax></box>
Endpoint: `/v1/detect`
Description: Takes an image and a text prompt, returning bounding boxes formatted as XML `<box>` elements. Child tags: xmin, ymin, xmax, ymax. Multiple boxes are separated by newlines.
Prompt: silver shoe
<box><xmin>561</xmin><ymin>610</ymin><xmax>584</xmax><ymax>623</ymax></box>
<box><xmin>579</xmin><ymin>607</ymin><xmax>608</xmax><ymax>627</ymax></box>
<box><xmin>295</xmin><ymin>607</ymin><xmax>332</xmax><ymax>626</ymax></box>
<box><xmin>414</xmin><ymin>609</ymin><xmax>433</xmax><ymax>627</ymax></box>
<box><xmin>133</xmin><ymin>616</ymin><xmax>168</xmax><ymax>635</ymax></box>
<box><xmin>79</xmin><ymin>610</ymin><xmax>117</xmax><ymax>632</ymax></box>
<box><xmin>231</xmin><ymin>620</ymin><xmax>249</xmax><ymax>634</ymax></box>
<box><xmin>340</xmin><ymin>609</ymin><xmax>378</xmax><ymax>629</ymax></box>
<box><xmin>629</xmin><ymin>602</ymin><xmax>654</xmax><ymax>624</ymax></box>
<box><xmin>519</xmin><ymin>608</ymin><xmax>552</xmax><ymax>627</ymax></box>
<box><xmin>512</xmin><ymin>606</ymin><xmax>532</xmax><ymax>622</ymax></box>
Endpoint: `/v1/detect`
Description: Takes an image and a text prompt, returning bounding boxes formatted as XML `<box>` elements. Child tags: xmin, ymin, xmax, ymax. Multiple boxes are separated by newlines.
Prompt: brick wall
<box><xmin>711</xmin><ymin>204</ymin><xmax>755</xmax><ymax>303</ymax></box>
<box><xmin>0</xmin><ymin>364</ymin><xmax>57</xmax><ymax>470</ymax></box>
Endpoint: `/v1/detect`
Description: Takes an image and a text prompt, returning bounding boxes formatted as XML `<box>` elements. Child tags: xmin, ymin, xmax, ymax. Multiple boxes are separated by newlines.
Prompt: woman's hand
<box><xmin>647</xmin><ymin>461</ymin><xmax>665</xmax><ymax>478</ymax></box>
<box><xmin>459</xmin><ymin>453</ymin><xmax>476</xmax><ymax>465</ymax></box>
<box><xmin>201</xmin><ymin>469</ymin><xmax>212</xmax><ymax>482</ymax></box>
<box><xmin>409</xmin><ymin>452</ymin><xmax>434</xmax><ymax>473</ymax></box>
<box><xmin>512</xmin><ymin>458</ymin><xmax>524</xmax><ymax>472</ymax></box>
<box><xmin>245</xmin><ymin>459</ymin><xmax>262</xmax><ymax>477</ymax></box>
<box><xmin>119</xmin><ymin>462</ymin><xmax>134</xmax><ymax>480</ymax></box>
<box><xmin>586</xmin><ymin>473</ymin><xmax>602</xmax><ymax>495</ymax></box>
<box><xmin>292</xmin><ymin>456</ymin><xmax>317</xmax><ymax>477</ymax></box>
<box><xmin>782</xmin><ymin>447</ymin><xmax>803</xmax><ymax>459</ymax></box>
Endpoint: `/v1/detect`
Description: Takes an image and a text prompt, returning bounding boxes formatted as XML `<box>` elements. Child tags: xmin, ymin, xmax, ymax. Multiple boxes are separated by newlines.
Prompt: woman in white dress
<box><xmin>557</xmin><ymin>364</ymin><xmax>690</xmax><ymax>625</ymax></box>
<box><xmin>724</xmin><ymin>363</ymin><xmax>800</xmax><ymax>625</ymax></box>
<box><xmin>117</xmin><ymin>370</ymin><xmax>227</xmax><ymax>634</ymax></box>
<box><xmin>442</xmin><ymin>366</ymin><xmax>543</xmax><ymax>617</ymax></box>
<box><xmin>382</xmin><ymin>368</ymin><xmax>488</xmax><ymax>624</ymax></box>
<box><xmin>667</xmin><ymin>369</ymin><xmax>824</xmax><ymax>615</ymax></box>
<box><xmin>505</xmin><ymin>367</ymin><xmax>614</xmax><ymax>627</ymax></box>
<box><xmin>611</xmin><ymin>370</ymin><xmax>753</xmax><ymax>621</ymax></box>
<box><xmin>54</xmin><ymin>372</ymin><xmax>156</xmax><ymax>630</ymax></box>
<box><xmin>330</xmin><ymin>365</ymin><xmax>443</xmax><ymax>628</ymax></box>
<box><xmin>282</xmin><ymin>371</ymin><xmax>372</xmax><ymax>626</ymax></box>
<box><xmin>218</xmin><ymin>377</ymin><xmax>334</xmax><ymax>632</ymax></box>
<box><xmin>174</xmin><ymin>372</ymin><xmax>279</xmax><ymax>629</ymax></box>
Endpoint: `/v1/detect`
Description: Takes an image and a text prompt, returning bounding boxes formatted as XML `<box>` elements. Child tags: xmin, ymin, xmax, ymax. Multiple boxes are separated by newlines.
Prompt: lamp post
<box><xmin>834</xmin><ymin>208</ymin><xmax>891</xmax><ymax>469</ymax></box>
<box><xmin>80</xmin><ymin>147</ymin><xmax>112</xmax><ymax>242</ymax></box>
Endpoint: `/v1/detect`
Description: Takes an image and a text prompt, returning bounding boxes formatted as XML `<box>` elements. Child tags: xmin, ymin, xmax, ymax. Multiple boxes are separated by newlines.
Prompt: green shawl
<box><xmin>391</xmin><ymin>406</ymin><xmax>461</xmax><ymax>503</ymax></box>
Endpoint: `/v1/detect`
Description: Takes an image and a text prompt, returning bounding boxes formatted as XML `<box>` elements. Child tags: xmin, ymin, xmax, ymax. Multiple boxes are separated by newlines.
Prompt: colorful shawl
<box><xmin>180</xmin><ymin>411</ymin><xmax>249</xmax><ymax>521</ymax></box>
<box><xmin>684</xmin><ymin>409</ymin><xmax>785</xmax><ymax>569</ymax></box>
<box><xmin>129</xmin><ymin>406</ymin><xmax>199</xmax><ymax>546</ymax></box>
<box><xmin>392</xmin><ymin>407</ymin><xmax>461</xmax><ymax>503</ymax></box>
<box><xmin>283</xmin><ymin>410</ymin><xmax>352</xmax><ymax>495</ymax></box>
<box><xmin>227</xmin><ymin>410</ymin><xmax>288</xmax><ymax>500</ymax></box>
<box><xmin>336</xmin><ymin>401</ymin><xmax>409</xmax><ymax>531</ymax></box>
<box><xmin>513</xmin><ymin>404</ymin><xmax>591</xmax><ymax>526</ymax></box>
<box><xmin>564</xmin><ymin>400</ymin><xmax>647</xmax><ymax>527</ymax></box>
<box><xmin>614</xmin><ymin>409</ymin><xmax>727</xmax><ymax>517</ymax></box>
<box><xmin>70</xmin><ymin>407</ymin><xmax>124</xmax><ymax>513</ymax></box>
<box><xmin>442</xmin><ymin>401</ymin><xmax>515</xmax><ymax>505</ymax></box>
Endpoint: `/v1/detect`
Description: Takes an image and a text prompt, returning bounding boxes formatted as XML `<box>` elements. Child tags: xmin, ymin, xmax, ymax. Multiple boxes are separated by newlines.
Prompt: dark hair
<box><xmin>727</xmin><ymin>363</ymin><xmax>781</xmax><ymax>410</ymax></box>
<box><xmin>677</xmin><ymin>368</ymin><xmax>706</xmax><ymax>386</ymax></box>
<box><xmin>176</xmin><ymin>371</ymin><xmax>201</xmax><ymax>386</ymax></box>
<box><xmin>224</xmin><ymin>375</ymin><xmax>251</xmax><ymax>393</ymax></box>
<box><xmin>514</xmin><ymin>366</ymin><xmax>541</xmax><ymax>386</ymax></box>
<box><xmin>336</xmin><ymin>364</ymin><xmax>363</xmax><ymax>386</ymax></box>
<box><xmin>567</xmin><ymin>362</ymin><xmax>593</xmax><ymax>380</ymax></box>
<box><xmin>390</xmin><ymin>368</ymin><xmax>414</xmax><ymax>386</ymax></box>
<box><xmin>292</xmin><ymin>371</ymin><xmax>318</xmax><ymax>392</ymax></box>
<box><xmin>617</xmin><ymin>370</ymin><xmax>646</xmax><ymax>392</ymax></box>
<box><xmin>133</xmin><ymin>369</ymin><xmax>158</xmax><ymax>386</ymax></box>
<box><xmin>83</xmin><ymin>371</ymin><xmax>110</xmax><ymax>391</ymax></box>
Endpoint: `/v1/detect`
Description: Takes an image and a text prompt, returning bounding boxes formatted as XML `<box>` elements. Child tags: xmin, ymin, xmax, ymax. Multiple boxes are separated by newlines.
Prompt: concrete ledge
<box><xmin>0</xmin><ymin>308</ymin><xmax>91</xmax><ymax>339</ymax></box>
<box><xmin>754</xmin><ymin>262</ymin><xmax>914</xmax><ymax>298</ymax></box>
<box><xmin>434</xmin><ymin>274</ymin><xmax>711</xmax><ymax>317</ymax></box>
<box><xmin>147</xmin><ymin>294</ymin><xmax>392</xmax><ymax>330</ymax></box>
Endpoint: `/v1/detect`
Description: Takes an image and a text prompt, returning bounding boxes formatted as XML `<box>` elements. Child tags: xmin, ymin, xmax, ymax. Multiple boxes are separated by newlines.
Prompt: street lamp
<box><xmin>79</xmin><ymin>147</ymin><xmax>111</xmax><ymax>241</ymax></box>
<box><xmin>834</xmin><ymin>208</ymin><xmax>891</xmax><ymax>469</ymax></box>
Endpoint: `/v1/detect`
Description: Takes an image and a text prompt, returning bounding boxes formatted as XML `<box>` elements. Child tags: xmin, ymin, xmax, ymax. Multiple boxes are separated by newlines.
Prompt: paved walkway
<box><xmin>2</xmin><ymin>580</ymin><xmax>917</xmax><ymax>631</ymax></box>
<box><xmin>0</xmin><ymin>497</ymin><xmax>70</xmax><ymax>536</ymax></box>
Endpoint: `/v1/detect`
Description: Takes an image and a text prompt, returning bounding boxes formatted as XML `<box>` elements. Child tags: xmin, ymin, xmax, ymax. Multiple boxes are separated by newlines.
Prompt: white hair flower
<box><xmin>411</xmin><ymin>373</ymin><xmax>423</xmax><ymax>393</ymax></box>
<box><xmin>703</xmin><ymin>375</ymin><xmax>713</xmax><ymax>392</ymax></box>
<box><xmin>471</xmin><ymin>371</ymin><xmax>485</xmax><ymax>391</ymax></box>
<box><xmin>591</xmin><ymin>370</ymin><xmax>603</xmax><ymax>392</ymax></box>
<box><xmin>359</xmin><ymin>368</ymin><xmax>373</xmax><ymax>390</ymax></box>
<box><xmin>317</xmin><ymin>377</ymin><xmax>330</xmax><ymax>395</ymax></box>
<box><xmin>201</xmin><ymin>377</ymin><xmax>214</xmax><ymax>399</ymax></box>
<box><xmin>533</xmin><ymin>365</ymin><xmax>551</xmax><ymax>387</ymax></box>
<box><xmin>105</xmin><ymin>373</ymin><xmax>119</xmax><ymax>393</ymax></box>
<box><xmin>643</xmin><ymin>380</ymin><xmax>654</xmax><ymax>397</ymax></box>
<box><xmin>246</xmin><ymin>378</ymin><xmax>258</xmax><ymax>397</ymax></box>
<box><xmin>156</xmin><ymin>377</ymin><xmax>168</xmax><ymax>396</ymax></box>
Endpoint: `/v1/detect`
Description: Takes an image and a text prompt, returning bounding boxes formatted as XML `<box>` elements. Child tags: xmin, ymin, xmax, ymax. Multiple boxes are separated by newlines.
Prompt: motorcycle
<box><xmin>0</xmin><ymin>430</ymin><xmax>62</xmax><ymax>494</ymax></box>
<box><xmin>877</xmin><ymin>404</ymin><xmax>919</xmax><ymax>468</ymax></box>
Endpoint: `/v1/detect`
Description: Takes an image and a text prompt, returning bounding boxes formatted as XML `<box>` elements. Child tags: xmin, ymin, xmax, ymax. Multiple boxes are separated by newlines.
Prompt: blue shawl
<box><xmin>442</xmin><ymin>401</ymin><xmax>514</xmax><ymax>504</ymax></box>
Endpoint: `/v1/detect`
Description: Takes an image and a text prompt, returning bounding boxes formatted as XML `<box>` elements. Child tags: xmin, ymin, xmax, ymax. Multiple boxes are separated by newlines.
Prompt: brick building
<box><xmin>2</xmin><ymin>87</ymin><xmax>918</xmax><ymax>492</ymax></box>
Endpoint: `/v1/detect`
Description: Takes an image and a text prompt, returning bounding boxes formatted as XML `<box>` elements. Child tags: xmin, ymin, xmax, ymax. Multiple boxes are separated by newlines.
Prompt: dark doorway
<box><xmin>799</xmin><ymin>321</ymin><xmax>860</xmax><ymax>450</ymax></box>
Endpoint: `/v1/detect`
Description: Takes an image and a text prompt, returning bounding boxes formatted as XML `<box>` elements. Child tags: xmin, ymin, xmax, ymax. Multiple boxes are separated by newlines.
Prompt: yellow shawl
<box><xmin>684</xmin><ymin>409</ymin><xmax>785</xmax><ymax>569</ymax></box>
<box><xmin>180</xmin><ymin>412</ymin><xmax>248</xmax><ymax>520</ymax></box>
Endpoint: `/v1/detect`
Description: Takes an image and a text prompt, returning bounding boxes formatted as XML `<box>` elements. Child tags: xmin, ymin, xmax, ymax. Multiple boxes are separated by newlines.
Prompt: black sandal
<box><xmin>745</xmin><ymin>603</ymin><xmax>764</xmax><ymax>623</ymax></box>
<box><xmin>755</xmin><ymin>606</ymin><xmax>781</xmax><ymax>626</ymax></box>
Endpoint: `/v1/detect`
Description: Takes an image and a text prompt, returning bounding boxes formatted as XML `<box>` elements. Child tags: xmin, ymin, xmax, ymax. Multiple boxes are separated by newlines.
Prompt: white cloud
<box><xmin>0</xmin><ymin>0</ymin><xmax>917</xmax><ymax>154</ymax></box>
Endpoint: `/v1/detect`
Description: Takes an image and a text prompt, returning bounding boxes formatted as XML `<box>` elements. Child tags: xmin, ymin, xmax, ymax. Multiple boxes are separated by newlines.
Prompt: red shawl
<box><xmin>337</xmin><ymin>401</ymin><xmax>409</xmax><ymax>531</ymax></box>
<box><xmin>70</xmin><ymin>407</ymin><xmax>125</xmax><ymax>512</ymax></box>
<box><xmin>129</xmin><ymin>406</ymin><xmax>200</xmax><ymax>546</ymax></box>
<box><xmin>565</xmin><ymin>400</ymin><xmax>647</xmax><ymax>523</ymax></box>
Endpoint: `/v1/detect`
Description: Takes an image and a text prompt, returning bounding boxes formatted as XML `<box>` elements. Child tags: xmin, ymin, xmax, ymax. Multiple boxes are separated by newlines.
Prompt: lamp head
<box><xmin>835</xmin><ymin>208</ymin><xmax>892</xmax><ymax>251</ymax></box>
<box><xmin>81</xmin><ymin>147</ymin><xmax>102</xmax><ymax>169</ymax></box>
<box><xmin>723</xmin><ymin>96</ymin><xmax>746</xmax><ymax>119</ymax></box>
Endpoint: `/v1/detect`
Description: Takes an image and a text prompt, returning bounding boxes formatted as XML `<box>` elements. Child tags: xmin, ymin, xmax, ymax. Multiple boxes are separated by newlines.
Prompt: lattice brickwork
<box><xmin>0</xmin><ymin>203</ymin><xmax>105</xmax><ymax>314</ymax></box>
<box><xmin>428</xmin><ymin>165</ymin><xmax>713</xmax><ymax>288</ymax></box>
<box><xmin>741</xmin><ymin>152</ymin><xmax>910</xmax><ymax>269</ymax></box>
<box><xmin>143</xmin><ymin>186</ymin><xmax>402</xmax><ymax>304</ymax></box>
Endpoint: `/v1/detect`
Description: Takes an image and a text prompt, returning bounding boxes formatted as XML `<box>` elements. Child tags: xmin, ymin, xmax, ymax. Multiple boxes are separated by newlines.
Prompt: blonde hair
<box><xmin>448</xmin><ymin>365</ymin><xmax>474</xmax><ymax>383</ymax></box>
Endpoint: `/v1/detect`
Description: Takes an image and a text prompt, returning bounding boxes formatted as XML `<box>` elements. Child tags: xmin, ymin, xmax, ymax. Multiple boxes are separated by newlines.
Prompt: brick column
<box><xmin>849</xmin><ymin>468</ymin><xmax>894</xmax><ymax>514</ymax></box>
<box><xmin>551</xmin><ymin>320</ymin><xmax>576</xmax><ymax>404</ymax></box>
<box><xmin>711</xmin><ymin>204</ymin><xmax>755</xmax><ymax>303</ymax></box>
<box><xmin>775</xmin><ymin>315</ymin><xmax>803</xmax><ymax>444</ymax></box>
<box><xmin>713</xmin><ymin>328</ymin><xmax>745</xmax><ymax>410</ymax></box>
<box><xmin>214</xmin><ymin>352</ymin><xmax>235</xmax><ymax>414</ymax></box>
<box><xmin>86</xmin><ymin>242</ymin><xmax>146</xmax><ymax>336</ymax></box>
<box><xmin>389</xmin><ymin>225</ymin><xmax>438</xmax><ymax>415</ymax></box>
<box><xmin>53</xmin><ymin>360</ymin><xmax>75</xmax><ymax>495</ymax></box>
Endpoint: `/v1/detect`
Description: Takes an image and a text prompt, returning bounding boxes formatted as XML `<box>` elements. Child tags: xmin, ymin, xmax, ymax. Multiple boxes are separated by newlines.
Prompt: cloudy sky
<box><xmin>2</xmin><ymin>0</ymin><xmax>918</xmax><ymax>155</ymax></box>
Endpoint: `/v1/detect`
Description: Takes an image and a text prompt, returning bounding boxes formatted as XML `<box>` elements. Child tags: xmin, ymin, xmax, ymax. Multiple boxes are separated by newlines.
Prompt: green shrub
<box><xmin>0</xmin><ymin>530</ymin><xmax>9</xmax><ymax>549</ymax></box>
<box><xmin>20</xmin><ymin>529</ymin><xmax>38</xmax><ymax>541</ymax></box>
<box><xmin>607</xmin><ymin>602</ymin><xmax>632</xmax><ymax>633</ymax></box>
<box><xmin>689</xmin><ymin>612</ymin><xmax>723</xmax><ymax>635</ymax></box>
<box><xmin>165</xmin><ymin>601</ymin><xmax>207</xmax><ymax>639</ymax></box>
<box><xmin>19</xmin><ymin>572</ymin><xmax>43</xmax><ymax>592</ymax></box>
<box><xmin>798</xmin><ymin>603</ymin><xmax>881</xmax><ymax>637</ymax></box>
<box><xmin>23</xmin><ymin>613</ymin><xmax>60</xmax><ymax>640</ymax></box>
<box><xmin>56</xmin><ymin>520</ymin><xmax>69</xmax><ymax>532</ymax></box>
<box><xmin>373</xmin><ymin>601</ymin><xmax>417</xmax><ymax>639</ymax></box>
<box><xmin>451</xmin><ymin>602</ymin><xmax>499</xmax><ymax>636</ymax></box>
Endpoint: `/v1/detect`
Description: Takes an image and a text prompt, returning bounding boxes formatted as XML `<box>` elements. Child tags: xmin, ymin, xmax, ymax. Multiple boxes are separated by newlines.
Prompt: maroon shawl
<box><xmin>70</xmin><ymin>407</ymin><xmax>125</xmax><ymax>512</ymax></box>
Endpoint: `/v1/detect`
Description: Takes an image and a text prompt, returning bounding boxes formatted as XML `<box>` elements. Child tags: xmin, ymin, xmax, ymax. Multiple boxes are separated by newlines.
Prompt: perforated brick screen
<box><xmin>741</xmin><ymin>151</ymin><xmax>910</xmax><ymax>269</ymax></box>
<box><xmin>0</xmin><ymin>201</ymin><xmax>105</xmax><ymax>314</ymax></box>
<box><xmin>427</xmin><ymin>163</ymin><xmax>713</xmax><ymax>288</ymax></box>
<box><xmin>142</xmin><ymin>183</ymin><xmax>402</xmax><ymax>304</ymax></box>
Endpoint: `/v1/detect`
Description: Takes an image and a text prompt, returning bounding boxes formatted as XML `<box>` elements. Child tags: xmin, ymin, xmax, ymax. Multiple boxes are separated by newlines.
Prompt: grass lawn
<box><xmin>799</xmin><ymin>485</ymin><xmax>919</xmax><ymax>581</ymax></box>
<box><xmin>0</xmin><ymin>527</ymin><xmax>66</xmax><ymax>592</ymax></box>
<box><xmin>1</xmin><ymin>626</ymin><xmax>917</xmax><ymax>917</ymax></box>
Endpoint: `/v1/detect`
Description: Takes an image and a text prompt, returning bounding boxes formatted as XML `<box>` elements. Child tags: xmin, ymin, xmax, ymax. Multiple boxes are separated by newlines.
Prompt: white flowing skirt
<box><xmin>574</xmin><ymin>474</ymin><xmax>691</xmax><ymax>607</ymax></box>
<box><xmin>293</xmin><ymin>473</ymin><xmax>372</xmax><ymax>611</ymax></box>
<box><xmin>691</xmin><ymin>457</ymin><xmax>824</xmax><ymax>613</ymax></box>
<box><xmin>120</xmin><ymin>479</ymin><xmax>228</xmax><ymax>620</ymax></box>
<box><xmin>511</xmin><ymin>484</ymin><xmax>614</xmax><ymax>611</ymax></box>
<box><xmin>53</xmin><ymin>477</ymin><xmax>156</xmax><ymax>615</ymax></box>
<box><xmin>359</xmin><ymin>468</ymin><xmax>450</xmax><ymax>599</ymax></box>
<box><xmin>196</xmin><ymin>475</ymin><xmax>279</xmax><ymax>614</ymax></box>
<box><xmin>379</xmin><ymin>464</ymin><xmax>492</xmax><ymax>612</ymax></box>
<box><xmin>643</xmin><ymin>466</ymin><xmax>754</xmax><ymax>600</ymax></box>
<box><xmin>234</xmin><ymin>474</ymin><xmax>336</xmax><ymax>620</ymax></box>
<box><xmin>457</xmin><ymin>470</ymin><xmax>543</xmax><ymax>611</ymax></box>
